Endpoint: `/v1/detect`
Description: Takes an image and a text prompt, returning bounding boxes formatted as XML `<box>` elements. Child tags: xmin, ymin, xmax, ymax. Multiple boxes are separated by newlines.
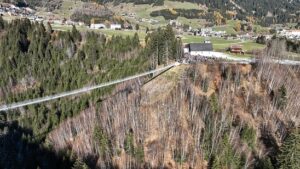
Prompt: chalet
<box><xmin>184</xmin><ymin>42</ymin><xmax>213</xmax><ymax>56</ymax></box>
<box><xmin>170</xmin><ymin>20</ymin><xmax>181</xmax><ymax>27</ymax></box>
<box><xmin>280</xmin><ymin>30</ymin><xmax>300</xmax><ymax>40</ymax></box>
<box><xmin>229</xmin><ymin>45</ymin><xmax>244</xmax><ymax>54</ymax></box>
<box><xmin>110</xmin><ymin>24</ymin><xmax>122</xmax><ymax>30</ymax></box>
<box><xmin>90</xmin><ymin>23</ymin><xmax>106</xmax><ymax>29</ymax></box>
<box><xmin>78</xmin><ymin>22</ymin><xmax>85</xmax><ymax>26</ymax></box>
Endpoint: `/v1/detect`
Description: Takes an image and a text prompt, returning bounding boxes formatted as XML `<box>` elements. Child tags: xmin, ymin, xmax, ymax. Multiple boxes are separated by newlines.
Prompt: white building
<box><xmin>184</xmin><ymin>47</ymin><xmax>190</xmax><ymax>54</ymax></box>
<box><xmin>110</xmin><ymin>24</ymin><xmax>122</xmax><ymax>30</ymax></box>
<box><xmin>66</xmin><ymin>20</ymin><xmax>75</xmax><ymax>25</ymax></box>
<box><xmin>286</xmin><ymin>30</ymin><xmax>300</xmax><ymax>39</ymax></box>
<box><xmin>90</xmin><ymin>23</ymin><xmax>106</xmax><ymax>29</ymax></box>
<box><xmin>279</xmin><ymin>29</ymin><xmax>300</xmax><ymax>39</ymax></box>
<box><xmin>78</xmin><ymin>22</ymin><xmax>85</xmax><ymax>26</ymax></box>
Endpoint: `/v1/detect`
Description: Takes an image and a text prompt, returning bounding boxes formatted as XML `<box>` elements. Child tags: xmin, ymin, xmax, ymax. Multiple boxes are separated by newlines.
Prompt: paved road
<box><xmin>0</xmin><ymin>63</ymin><xmax>179</xmax><ymax>112</ymax></box>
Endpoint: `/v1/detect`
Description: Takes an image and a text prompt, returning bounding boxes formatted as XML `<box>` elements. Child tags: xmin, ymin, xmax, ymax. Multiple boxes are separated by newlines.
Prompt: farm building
<box><xmin>185</xmin><ymin>43</ymin><xmax>213</xmax><ymax>56</ymax></box>
<box><xmin>90</xmin><ymin>23</ymin><xmax>106</xmax><ymax>29</ymax></box>
<box><xmin>110</xmin><ymin>24</ymin><xmax>122</xmax><ymax>30</ymax></box>
<box><xmin>229</xmin><ymin>45</ymin><xmax>244</xmax><ymax>54</ymax></box>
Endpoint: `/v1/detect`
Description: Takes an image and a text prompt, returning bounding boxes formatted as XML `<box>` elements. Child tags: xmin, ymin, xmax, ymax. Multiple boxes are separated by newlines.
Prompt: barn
<box><xmin>188</xmin><ymin>43</ymin><xmax>213</xmax><ymax>56</ymax></box>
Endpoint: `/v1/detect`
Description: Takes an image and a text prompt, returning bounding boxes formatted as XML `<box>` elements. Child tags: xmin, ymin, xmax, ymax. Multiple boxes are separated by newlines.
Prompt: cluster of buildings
<box><xmin>193</xmin><ymin>27</ymin><xmax>226</xmax><ymax>38</ymax></box>
<box><xmin>49</xmin><ymin>19</ymin><xmax>85</xmax><ymax>26</ymax></box>
<box><xmin>90</xmin><ymin>23</ymin><xmax>122</xmax><ymax>30</ymax></box>
<box><xmin>122</xmin><ymin>12</ymin><xmax>159</xmax><ymax>25</ymax></box>
<box><xmin>0</xmin><ymin>3</ymin><xmax>35</xmax><ymax>17</ymax></box>
<box><xmin>170</xmin><ymin>20</ymin><xmax>192</xmax><ymax>32</ymax></box>
<box><xmin>183</xmin><ymin>41</ymin><xmax>246</xmax><ymax>63</ymax></box>
<box><xmin>277</xmin><ymin>29</ymin><xmax>300</xmax><ymax>40</ymax></box>
<box><xmin>184</xmin><ymin>41</ymin><xmax>244</xmax><ymax>57</ymax></box>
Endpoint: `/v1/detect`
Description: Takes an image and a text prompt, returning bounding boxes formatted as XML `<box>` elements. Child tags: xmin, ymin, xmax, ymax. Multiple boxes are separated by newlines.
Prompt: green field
<box><xmin>97</xmin><ymin>29</ymin><xmax>146</xmax><ymax>40</ymax></box>
<box><xmin>182</xmin><ymin>35</ymin><xmax>266</xmax><ymax>52</ymax></box>
<box><xmin>212</xmin><ymin>20</ymin><xmax>269</xmax><ymax>35</ymax></box>
<box><xmin>212</xmin><ymin>20</ymin><xmax>237</xmax><ymax>35</ymax></box>
<box><xmin>108</xmin><ymin>0</ymin><xmax>206</xmax><ymax>29</ymax></box>
<box><xmin>35</xmin><ymin>0</ymin><xmax>83</xmax><ymax>19</ymax></box>
<box><xmin>51</xmin><ymin>23</ymin><xmax>265</xmax><ymax>57</ymax></box>
<box><xmin>51</xmin><ymin>24</ymin><xmax>147</xmax><ymax>41</ymax></box>
<box><xmin>110</xmin><ymin>0</ymin><xmax>201</xmax><ymax>18</ymax></box>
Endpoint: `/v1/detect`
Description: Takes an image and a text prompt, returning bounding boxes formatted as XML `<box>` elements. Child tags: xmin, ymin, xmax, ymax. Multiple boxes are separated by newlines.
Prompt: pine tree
<box><xmin>132</xmin><ymin>33</ymin><xmax>140</xmax><ymax>47</ymax></box>
<box><xmin>72</xmin><ymin>158</ymin><xmax>90</xmax><ymax>169</ymax></box>
<box><xmin>135</xmin><ymin>24</ymin><xmax>139</xmax><ymax>30</ymax></box>
<box><xmin>71</xmin><ymin>25</ymin><xmax>82</xmax><ymax>42</ymax></box>
<box><xmin>46</xmin><ymin>22</ymin><xmax>53</xmax><ymax>33</ymax></box>
<box><xmin>93</xmin><ymin>126</ymin><xmax>110</xmax><ymax>156</ymax></box>
<box><xmin>277</xmin><ymin>85</ymin><xmax>287</xmax><ymax>110</ymax></box>
<box><xmin>124</xmin><ymin>132</ymin><xmax>135</xmax><ymax>155</ymax></box>
<box><xmin>0</xmin><ymin>16</ymin><xmax>5</xmax><ymax>30</ymax></box>
<box><xmin>278</xmin><ymin>129</ymin><xmax>300</xmax><ymax>169</ymax></box>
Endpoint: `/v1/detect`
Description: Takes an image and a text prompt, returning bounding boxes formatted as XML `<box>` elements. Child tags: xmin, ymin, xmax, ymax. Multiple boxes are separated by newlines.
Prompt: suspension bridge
<box><xmin>1</xmin><ymin>56</ymin><xmax>300</xmax><ymax>112</ymax></box>
<box><xmin>0</xmin><ymin>62</ymin><xmax>180</xmax><ymax>111</ymax></box>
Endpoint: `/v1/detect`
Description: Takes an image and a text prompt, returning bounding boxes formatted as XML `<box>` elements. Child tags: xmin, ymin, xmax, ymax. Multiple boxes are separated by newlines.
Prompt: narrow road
<box><xmin>0</xmin><ymin>63</ymin><xmax>179</xmax><ymax>112</ymax></box>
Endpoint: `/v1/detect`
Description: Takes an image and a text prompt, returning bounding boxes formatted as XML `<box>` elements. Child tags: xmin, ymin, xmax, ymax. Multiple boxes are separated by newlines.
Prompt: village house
<box><xmin>194</xmin><ymin>27</ymin><xmax>226</xmax><ymax>37</ymax></box>
<box><xmin>170</xmin><ymin>20</ymin><xmax>181</xmax><ymax>27</ymax></box>
<box><xmin>229</xmin><ymin>45</ymin><xmax>244</xmax><ymax>54</ymax></box>
<box><xmin>279</xmin><ymin>29</ymin><xmax>300</xmax><ymax>40</ymax></box>
<box><xmin>90</xmin><ymin>23</ymin><xmax>106</xmax><ymax>29</ymax></box>
<box><xmin>184</xmin><ymin>42</ymin><xmax>213</xmax><ymax>56</ymax></box>
<box><xmin>110</xmin><ymin>23</ymin><xmax>122</xmax><ymax>30</ymax></box>
<box><xmin>78</xmin><ymin>22</ymin><xmax>85</xmax><ymax>26</ymax></box>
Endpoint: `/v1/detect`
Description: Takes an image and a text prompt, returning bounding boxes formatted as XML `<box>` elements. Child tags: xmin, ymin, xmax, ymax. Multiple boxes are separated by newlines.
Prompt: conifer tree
<box><xmin>71</xmin><ymin>25</ymin><xmax>82</xmax><ymax>42</ymax></box>
<box><xmin>278</xmin><ymin>129</ymin><xmax>300</xmax><ymax>169</ymax></box>
<box><xmin>0</xmin><ymin>16</ymin><xmax>5</xmax><ymax>30</ymax></box>
<box><xmin>72</xmin><ymin>159</ymin><xmax>90</xmax><ymax>169</ymax></box>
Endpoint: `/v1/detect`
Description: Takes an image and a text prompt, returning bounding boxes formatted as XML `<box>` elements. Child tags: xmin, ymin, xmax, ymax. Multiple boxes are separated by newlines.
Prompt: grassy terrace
<box><xmin>212</xmin><ymin>20</ymin><xmax>269</xmax><ymax>35</ymax></box>
<box><xmin>212</xmin><ymin>20</ymin><xmax>237</xmax><ymax>35</ymax></box>
<box><xmin>51</xmin><ymin>24</ymin><xmax>147</xmax><ymax>41</ymax></box>
<box><xmin>35</xmin><ymin>0</ymin><xmax>83</xmax><ymax>19</ymax></box>
<box><xmin>108</xmin><ymin>0</ymin><xmax>206</xmax><ymax>29</ymax></box>
<box><xmin>182</xmin><ymin>35</ymin><xmax>266</xmax><ymax>51</ymax></box>
<box><xmin>51</xmin><ymin>24</ymin><xmax>265</xmax><ymax>58</ymax></box>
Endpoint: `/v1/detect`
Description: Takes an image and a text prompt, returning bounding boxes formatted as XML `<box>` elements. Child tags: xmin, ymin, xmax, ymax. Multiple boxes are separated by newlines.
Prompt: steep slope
<box><xmin>93</xmin><ymin>0</ymin><xmax>300</xmax><ymax>25</ymax></box>
<box><xmin>46</xmin><ymin>61</ymin><xmax>300</xmax><ymax>168</ymax></box>
<box><xmin>0</xmin><ymin>0</ymin><xmax>62</xmax><ymax>10</ymax></box>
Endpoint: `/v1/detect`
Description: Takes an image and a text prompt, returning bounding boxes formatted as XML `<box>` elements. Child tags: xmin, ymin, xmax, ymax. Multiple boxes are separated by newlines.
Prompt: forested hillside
<box><xmin>0</xmin><ymin>16</ymin><xmax>300</xmax><ymax>169</ymax></box>
<box><xmin>0</xmin><ymin>17</ymin><xmax>182</xmax><ymax>169</ymax></box>
<box><xmin>91</xmin><ymin>0</ymin><xmax>300</xmax><ymax>26</ymax></box>
<box><xmin>45</xmin><ymin>49</ymin><xmax>300</xmax><ymax>169</ymax></box>
<box><xmin>0</xmin><ymin>0</ymin><xmax>62</xmax><ymax>10</ymax></box>
<box><xmin>2</xmin><ymin>0</ymin><xmax>299</xmax><ymax>25</ymax></box>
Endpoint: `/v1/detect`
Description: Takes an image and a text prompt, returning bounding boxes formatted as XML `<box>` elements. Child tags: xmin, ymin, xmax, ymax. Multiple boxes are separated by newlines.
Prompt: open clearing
<box><xmin>108</xmin><ymin>0</ymin><xmax>206</xmax><ymax>29</ymax></box>
<box><xmin>212</xmin><ymin>20</ymin><xmax>269</xmax><ymax>35</ymax></box>
<box><xmin>181</xmin><ymin>35</ymin><xmax>266</xmax><ymax>51</ymax></box>
<box><xmin>51</xmin><ymin>24</ymin><xmax>147</xmax><ymax>41</ymax></box>
<box><xmin>35</xmin><ymin>0</ymin><xmax>83</xmax><ymax>19</ymax></box>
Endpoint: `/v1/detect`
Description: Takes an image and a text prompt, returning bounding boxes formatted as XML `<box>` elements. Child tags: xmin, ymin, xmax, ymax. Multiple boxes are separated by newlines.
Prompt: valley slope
<box><xmin>46</xmin><ymin>61</ymin><xmax>300</xmax><ymax>168</ymax></box>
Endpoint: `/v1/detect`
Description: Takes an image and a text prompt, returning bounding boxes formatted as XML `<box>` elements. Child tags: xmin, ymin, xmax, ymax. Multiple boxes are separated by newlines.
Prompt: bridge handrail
<box><xmin>0</xmin><ymin>63</ymin><xmax>177</xmax><ymax>111</ymax></box>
